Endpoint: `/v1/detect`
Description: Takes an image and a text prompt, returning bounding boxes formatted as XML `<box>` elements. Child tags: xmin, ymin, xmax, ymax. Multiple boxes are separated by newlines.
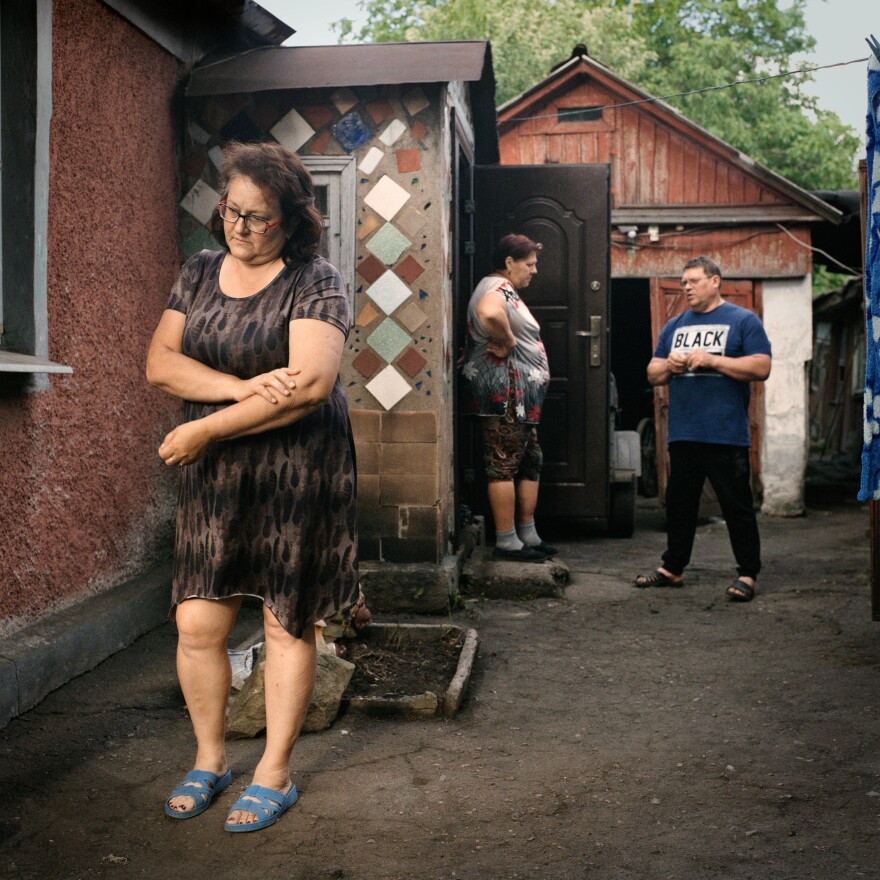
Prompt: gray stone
<box><xmin>302</xmin><ymin>650</ymin><xmax>356</xmax><ymax>733</ymax></box>
<box><xmin>359</xmin><ymin>554</ymin><xmax>460</xmax><ymax>613</ymax></box>
<box><xmin>226</xmin><ymin>645</ymin><xmax>355</xmax><ymax>738</ymax></box>
<box><xmin>461</xmin><ymin>547</ymin><xmax>569</xmax><ymax>599</ymax></box>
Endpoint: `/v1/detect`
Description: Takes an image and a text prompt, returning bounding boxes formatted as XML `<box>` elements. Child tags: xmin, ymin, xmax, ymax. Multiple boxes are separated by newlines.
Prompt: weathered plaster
<box><xmin>761</xmin><ymin>276</ymin><xmax>812</xmax><ymax>515</ymax></box>
<box><xmin>0</xmin><ymin>0</ymin><xmax>182</xmax><ymax>635</ymax></box>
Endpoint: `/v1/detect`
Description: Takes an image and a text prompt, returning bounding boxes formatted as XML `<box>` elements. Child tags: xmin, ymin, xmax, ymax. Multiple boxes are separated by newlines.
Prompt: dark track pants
<box><xmin>661</xmin><ymin>442</ymin><xmax>761</xmax><ymax>579</ymax></box>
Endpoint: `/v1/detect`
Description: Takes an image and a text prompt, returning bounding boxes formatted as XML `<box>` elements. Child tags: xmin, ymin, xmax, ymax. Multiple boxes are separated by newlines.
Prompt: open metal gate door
<box><xmin>472</xmin><ymin>164</ymin><xmax>611</xmax><ymax>520</ymax></box>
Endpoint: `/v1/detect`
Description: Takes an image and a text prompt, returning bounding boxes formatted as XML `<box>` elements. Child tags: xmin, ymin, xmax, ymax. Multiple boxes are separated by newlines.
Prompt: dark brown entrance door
<box><xmin>472</xmin><ymin>164</ymin><xmax>611</xmax><ymax>520</ymax></box>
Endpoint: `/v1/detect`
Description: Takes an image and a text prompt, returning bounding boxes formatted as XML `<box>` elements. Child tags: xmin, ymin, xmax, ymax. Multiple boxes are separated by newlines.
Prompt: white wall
<box><xmin>761</xmin><ymin>276</ymin><xmax>812</xmax><ymax>515</ymax></box>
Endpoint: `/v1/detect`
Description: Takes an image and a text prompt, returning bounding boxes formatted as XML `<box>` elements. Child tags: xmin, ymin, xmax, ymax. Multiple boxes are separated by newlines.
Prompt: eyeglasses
<box><xmin>217</xmin><ymin>201</ymin><xmax>282</xmax><ymax>235</ymax></box>
<box><xmin>680</xmin><ymin>274</ymin><xmax>710</xmax><ymax>289</ymax></box>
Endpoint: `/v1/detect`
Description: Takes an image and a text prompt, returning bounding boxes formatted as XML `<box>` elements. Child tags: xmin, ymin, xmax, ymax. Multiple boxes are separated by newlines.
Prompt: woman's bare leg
<box><xmin>167</xmin><ymin>596</ymin><xmax>241</xmax><ymax>813</ymax></box>
<box><xmin>225</xmin><ymin>605</ymin><xmax>317</xmax><ymax>826</ymax></box>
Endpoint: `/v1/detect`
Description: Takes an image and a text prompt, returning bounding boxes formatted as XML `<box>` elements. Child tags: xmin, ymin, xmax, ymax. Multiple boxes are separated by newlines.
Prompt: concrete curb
<box><xmin>0</xmin><ymin>562</ymin><xmax>171</xmax><ymax>729</ymax></box>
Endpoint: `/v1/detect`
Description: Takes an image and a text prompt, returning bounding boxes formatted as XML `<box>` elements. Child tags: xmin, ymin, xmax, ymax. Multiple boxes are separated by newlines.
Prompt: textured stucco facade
<box><xmin>761</xmin><ymin>276</ymin><xmax>813</xmax><ymax>516</ymax></box>
<box><xmin>0</xmin><ymin>0</ymin><xmax>183</xmax><ymax>635</ymax></box>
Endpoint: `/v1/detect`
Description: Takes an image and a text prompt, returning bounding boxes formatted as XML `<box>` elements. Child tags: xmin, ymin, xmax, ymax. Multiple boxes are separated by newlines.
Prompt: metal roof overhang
<box><xmin>187</xmin><ymin>42</ymin><xmax>492</xmax><ymax>95</ymax></box>
<box><xmin>186</xmin><ymin>41</ymin><xmax>499</xmax><ymax>163</ymax></box>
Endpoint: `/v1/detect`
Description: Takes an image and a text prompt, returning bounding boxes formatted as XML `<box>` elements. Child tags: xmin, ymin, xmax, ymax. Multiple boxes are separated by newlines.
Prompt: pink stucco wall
<box><xmin>0</xmin><ymin>0</ymin><xmax>183</xmax><ymax>634</ymax></box>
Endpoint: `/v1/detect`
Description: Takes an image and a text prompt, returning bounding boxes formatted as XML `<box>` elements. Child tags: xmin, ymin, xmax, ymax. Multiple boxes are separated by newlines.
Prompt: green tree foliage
<box><xmin>334</xmin><ymin>0</ymin><xmax>859</xmax><ymax>190</ymax></box>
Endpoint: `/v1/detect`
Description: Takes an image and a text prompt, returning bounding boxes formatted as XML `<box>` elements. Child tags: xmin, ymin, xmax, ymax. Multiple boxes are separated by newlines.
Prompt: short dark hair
<box><xmin>210</xmin><ymin>141</ymin><xmax>324</xmax><ymax>264</ymax></box>
<box><xmin>683</xmin><ymin>255</ymin><xmax>722</xmax><ymax>280</ymax></box>
<box><xmin>492</xmin><ymin>233</ymin><xmax>542</xmax><ymax>270</ymax></box>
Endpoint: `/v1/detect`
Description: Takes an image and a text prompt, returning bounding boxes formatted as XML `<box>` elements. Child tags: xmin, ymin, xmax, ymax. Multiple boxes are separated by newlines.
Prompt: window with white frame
<box><xmin>0</xmin><ymin>0</ymin><xmax>70</xmax><ymax>386</ymax></box>
<box><xmin>301</xmin><ymin>156</ymin><xmax>356</xmax><ymax>302</ymax></box>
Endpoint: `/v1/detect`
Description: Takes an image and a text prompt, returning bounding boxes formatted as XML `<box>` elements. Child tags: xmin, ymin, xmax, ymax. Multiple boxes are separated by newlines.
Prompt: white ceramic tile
<box><xmin>364</xmin><ymin>175</ymin><xmax>411</xmax><ymax>222</ymax></box>
<box><xmin>358</xmin><ymin>146</ymin><xmax>384</xmax><ymax>175</ymax></box>
<box><xmin>365</xmin><ymin>365</ymin><xmax>412</xmax><ymax>411</ymax></box>
<box><xmin>366</xmin><ymin>270</ymin><xmax>412</xmax><ymax>315</ymax></box>
<box><xmin>330</xmin><ymin>87</ymin><xmax>358</xmax><ymax>114</ymax></box>
<box><xmin>180</xmin><ymin>179</ymin><xmax>221</xmax><ymax>226</ymax></box>
<box><xmin>188</xmin><ymin>121</ymin><xmax>212</xmax><ymax>145</ymax></box>
<box><xmin>378</xmin><ymin>119</ymin><xmax>407</xmax><ymax>147</ymax></box>
<box><xmin>402</xmin><ymin>87</ymin><xmax>430</xmax><ymax>116</ymax></box>
<box><xmin>208</xmin><ymin>146</ymin><xmax>225</xmax><ymax>171</ymax></box>
<box><xmin>270</xmin><ymin>108</ymin><xmax>315</xmax><ymax>152</ymax></box>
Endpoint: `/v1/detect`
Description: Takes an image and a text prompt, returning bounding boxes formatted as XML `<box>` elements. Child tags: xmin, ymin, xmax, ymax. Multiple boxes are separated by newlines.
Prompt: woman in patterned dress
<box><xmin>462</xmin><ymin>233</ymin><xmax>556</xmax><ymax>562</ymax></box>
<box><xmin>147</xmin><ymin>141</ymin><xmax>358</xmax><ymax>832</ymax></box>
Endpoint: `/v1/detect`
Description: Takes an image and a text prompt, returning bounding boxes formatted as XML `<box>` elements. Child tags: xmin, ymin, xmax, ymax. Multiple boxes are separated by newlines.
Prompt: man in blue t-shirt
<box><xmin>634</xmin><ymin>256</ymin><xmax>772</xmax><ymax>602</ymax></box>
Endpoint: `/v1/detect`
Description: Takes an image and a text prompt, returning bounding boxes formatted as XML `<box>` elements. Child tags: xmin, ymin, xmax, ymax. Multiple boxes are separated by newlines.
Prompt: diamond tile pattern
<box><xmin>402</xmin><ymin>87</ymin><xmax>430</xmax><ymax>116</ymax></box>
<box><xmin>270</xmin><ymin>108</ymin><xmax>315</xmax><ymax>152</ymax></box>
<box><xmin>356</xmin><ymin>254</ymin><xmax>386</xmax><ymax>284</ymax></box>
<box><xmin>358</xmin><ymin>147</ymin><xmax>384</xmax><ymax>175</ymax></box>
<box><xmin>352</xmin><ymin>348</ymin><xmax>383</xmax><ymax>379</ymax></box>
<box><xmin>396</xmin><ymin>301</ymin><xmax>427</xmax><ymax>333</ymax></box>
<box><xmin>332</xmin><ymin>111</ymin><xmax>373</xmax><ymax>153</ymax></box>
<box><xmin>379</xmin><ymin>119</ymin><xmax>407</xmax><ymax>147</ymax></box>
<box><xmin>367</xmin><ymin>318</ymin><xmax>412</xmax><ymax>363</ymax></box>
<box><xmin>180</xmin><ymin>180</ymin><xmax>221</xmax><ymax>226</ymax></box>
<box><xmin>397</xmin><ymin>348</ymin><xmax>427</xmax><ymax>378</ymax></box>
<box><xmin>366</xmin><ymin>271</ymin><xmax>412</xmax><ymax>315</ymax></box>
<box><xmin>355</xmin><ymin>301</ymin><xmax>381</xmax><ymax>328</ymax></box>
<box><xmin>366</xmin><ymin>365</ymin><xmax>412</xmax><ymax>411</ymax></box>
<box><xmin>366</xmin><ymin>223</ymin><xmax>412</xmax><ymax>265</ymax></box>
<box><xmin>364</xmin><ymin>175</ymin><xmax>411</xmax><ymax>221</ymax></box>
<box><xmin>396</xmin><ymin>148</ymin><xmax>421</xmax><ymax>173</ymax></box>
<box><xmin>330</xmin><ymin>88</ymin><xmax>358</xmax><ymax>114</ymax></box>
<box><xmin>394</xmin><ymin>255</ymin><xmax>425</xmax><ymax>284</ymax></box>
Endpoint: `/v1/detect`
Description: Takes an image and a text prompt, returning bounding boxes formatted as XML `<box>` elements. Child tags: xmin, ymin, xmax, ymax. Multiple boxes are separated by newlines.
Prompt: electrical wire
<box><xmin>504</xmin><ymin>56</ymin><xmax>871</xmax><ymax>125</ymax></box>
<box><xmin>774</xmin><ymin>223</ymin><xmax>862</xmax><ymax>276</ymax></box>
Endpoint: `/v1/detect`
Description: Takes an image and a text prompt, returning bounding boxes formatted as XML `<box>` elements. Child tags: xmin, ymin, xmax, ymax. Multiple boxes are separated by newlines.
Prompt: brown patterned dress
<box><xmin>165</xmin><ymin>249</ymin><xmax>358</xmax><ymax>638</ymax></box>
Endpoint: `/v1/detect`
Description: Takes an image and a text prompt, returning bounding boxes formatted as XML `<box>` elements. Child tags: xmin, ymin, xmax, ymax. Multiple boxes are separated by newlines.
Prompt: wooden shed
<box><xmin>497</xmin><ymin>48</ymin><xmax>842</xmax><ymax>514</ymax></box>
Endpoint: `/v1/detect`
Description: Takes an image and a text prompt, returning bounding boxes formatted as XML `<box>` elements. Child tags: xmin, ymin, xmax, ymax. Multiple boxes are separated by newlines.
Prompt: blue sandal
<box><xmin>164</xmin><ymin>768</ymin><xmax>232</xmax><ymax>819</ymax></box>
<box><xmin>224</xmin><ymin>782</ymin><xmax>299</xmax><ymax>832</ymax></box>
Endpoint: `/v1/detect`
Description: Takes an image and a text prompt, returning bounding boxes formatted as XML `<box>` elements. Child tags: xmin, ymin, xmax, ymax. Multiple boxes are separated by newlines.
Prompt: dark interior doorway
<box><xmin>610</xmin><ymin>279</ymin><xmax>654</xmax><ymax>432</ymax></box>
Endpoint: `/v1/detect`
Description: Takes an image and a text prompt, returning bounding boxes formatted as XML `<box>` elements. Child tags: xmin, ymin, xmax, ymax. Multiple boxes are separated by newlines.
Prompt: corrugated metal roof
<box><xmin>187</xmin><ymin>41</ymin><xmax>492</xmax><ymax>96</ymax></box>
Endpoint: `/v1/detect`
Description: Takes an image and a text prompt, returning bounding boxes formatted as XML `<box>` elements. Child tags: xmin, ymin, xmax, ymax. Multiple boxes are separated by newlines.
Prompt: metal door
<box><xmin>472</xmin><ymin>164</ymin><xmax>611</xmax><ymax>520</ymax></box>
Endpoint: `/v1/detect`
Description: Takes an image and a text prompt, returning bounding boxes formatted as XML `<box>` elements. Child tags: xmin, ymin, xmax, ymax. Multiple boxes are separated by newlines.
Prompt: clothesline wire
<box><xmin>504</xmin><ymin>56</ymin><xmax>870</xmax><ymax>124</ymax></box>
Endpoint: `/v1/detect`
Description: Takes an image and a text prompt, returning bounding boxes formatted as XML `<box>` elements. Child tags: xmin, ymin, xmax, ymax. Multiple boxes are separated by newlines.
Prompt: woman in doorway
<box><xmin>462</xmin><ymin>233</ymin><xmax>556</xmax><ymax>561</ymax></box>
<box><xmin>147</xmin><ymin>141</ymin><xmax>358</xmax><ymax>832</ymax></box>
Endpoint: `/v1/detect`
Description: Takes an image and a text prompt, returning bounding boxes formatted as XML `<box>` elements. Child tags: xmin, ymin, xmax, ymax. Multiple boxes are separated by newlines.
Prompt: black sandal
<box><xmin>633</xmin><ymin>570</ymin><xmax>685</xmax><ymax>589</ymax></box>
<box><xmin>726</xmin><ymin>579</ymin><xmax>755</xmax><ymax>602</ymax></box>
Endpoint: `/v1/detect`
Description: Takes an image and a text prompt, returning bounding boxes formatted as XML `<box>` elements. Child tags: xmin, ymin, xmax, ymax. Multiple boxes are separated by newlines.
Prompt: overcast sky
<box><xmin>259</xmin><ymin>0</ymin><xmax>875</xmax><ymax>143</ymax></box>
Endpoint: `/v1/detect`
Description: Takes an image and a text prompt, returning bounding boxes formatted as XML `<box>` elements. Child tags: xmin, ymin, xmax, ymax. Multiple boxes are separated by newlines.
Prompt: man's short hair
<box><xmin>683</xmin><ymin>255</ymin><xmax>722</xmax><ymax>280</ymax></box>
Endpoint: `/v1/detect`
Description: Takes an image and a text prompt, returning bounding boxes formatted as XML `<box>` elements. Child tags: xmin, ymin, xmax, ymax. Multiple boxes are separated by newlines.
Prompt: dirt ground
<box><xmin>2</xmin><ymin>492</ymin><xmax>879</xmax><ymax>880</ymax></box>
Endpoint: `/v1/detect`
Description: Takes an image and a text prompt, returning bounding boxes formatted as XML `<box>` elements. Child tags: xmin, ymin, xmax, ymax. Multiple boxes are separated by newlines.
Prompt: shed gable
<box><xmin>498</xmin><ymin>61</ymin><xmax>836</xmax><ymax>224</ymax></box>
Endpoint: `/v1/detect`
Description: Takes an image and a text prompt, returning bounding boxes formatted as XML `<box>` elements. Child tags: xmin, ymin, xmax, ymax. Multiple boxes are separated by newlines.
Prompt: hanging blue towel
<box><xmin>859</xmin><ymin>55</ymin><xmax>880</xmax><ymax>500</ymax></box>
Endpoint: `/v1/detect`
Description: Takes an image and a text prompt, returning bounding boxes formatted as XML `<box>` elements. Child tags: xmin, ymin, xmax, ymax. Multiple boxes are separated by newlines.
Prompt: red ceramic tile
<box><xmin>411</xmin><ymin>120</ymin><xmax>427</xmax><ymax>141</ymax></box>
<box><xmin>393</xmin><ymin>255</ymin><xmax>425</xmax><ymax>284</ymax></box>
<box><xmin>248</xmin><ymin>99</ymin><xmax>285</xmax><ymax>131</ymax></box>
<box><xmin>356</xmin><ymin>254</ymin><xmax>386</xmax><ymax>284</ymax></box>
<box><xmin>397</xmin><ymin>348</ymin><xmax>427</xmax><ymax>378</ymax></box>
<box><xmin>353</xmin><ymin>348</ymin><xmax>384</xmax><ymax>379</ymax></box>
<box><xmin>299</xmin><ymin>104</ymin><xmax>334</xmax><ymax>131</ymax></box>
<box><xmin>395</xmin><ymin>148</ymin><xmax>421</xmax><ymax>173</ymax></box>
<box><xmin>308</xmin><ymin>130</ymin><xmax>332</xmax><ymax>154</ymax></box>
<box><xmin>366</xmin><ymin>99</ymin><xmax>394</xmax><ymax>124</ymax></box>
<box><xmin>183</xmin><ymin>152</ymin><xmax>206</xmax><ymax>178</ymax></box>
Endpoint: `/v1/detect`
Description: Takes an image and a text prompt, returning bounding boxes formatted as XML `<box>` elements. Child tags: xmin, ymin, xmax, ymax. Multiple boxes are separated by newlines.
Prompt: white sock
<box><xmin>517</xmin><ymin>520</ymin><xmax>541</xmax><ymax>547</ymax></box>
<box><xmin>495</xmin><ymin>526</ymin><xmax>524</xmax><ymax>551</ymax></box>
